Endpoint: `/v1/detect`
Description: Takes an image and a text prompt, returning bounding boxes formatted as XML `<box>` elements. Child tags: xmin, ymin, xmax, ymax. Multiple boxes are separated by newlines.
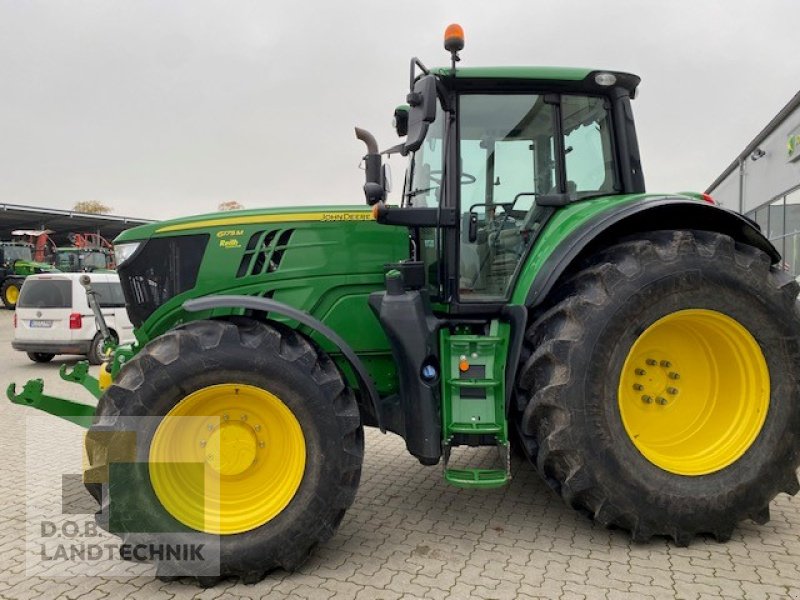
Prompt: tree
<box><xmin>218</xmin><ymin>200</ymin><xmax>244</xmax><ymax>211</ymax></box>
<box><xmin>74</xmin><ymin>200</ymin><xmax>111</xmax><ymax>214</ymax></box>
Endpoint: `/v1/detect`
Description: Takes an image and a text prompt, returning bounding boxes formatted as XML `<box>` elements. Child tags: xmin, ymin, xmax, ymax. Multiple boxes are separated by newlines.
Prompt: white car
<box><xmin>12</xmin><ymin>272</ymin><xmax>135</xmax><ymax>364</ymax></box>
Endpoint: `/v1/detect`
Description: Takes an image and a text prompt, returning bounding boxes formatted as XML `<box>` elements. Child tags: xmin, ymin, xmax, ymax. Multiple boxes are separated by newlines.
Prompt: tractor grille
<box><xmin>118</xmin><ymin>234</ymin><xmax>208</xmax><ymax>327</ymax></box>
<box><xmin>235</xmin><ymin>229</ymin><xmax>295</xmax><ymax>278</ymax></box>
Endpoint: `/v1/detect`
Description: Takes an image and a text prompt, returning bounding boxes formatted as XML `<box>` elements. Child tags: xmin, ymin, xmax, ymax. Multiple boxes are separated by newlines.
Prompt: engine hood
<box><xmin>114</xmin><ymin>205</ymin><xmax>374</xmax><ymax>243</ymax></box>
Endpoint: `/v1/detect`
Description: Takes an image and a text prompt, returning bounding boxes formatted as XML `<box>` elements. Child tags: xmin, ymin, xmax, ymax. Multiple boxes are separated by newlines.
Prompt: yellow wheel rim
<box><xmin>149</xmin><ymin>383</ymin><xmax>306</xmax><ymax>534</ymax></box>
<box><xmin>5</xmin><ymin>284</ymin><xmax>19</xmax><ymax>305</ymax></box>
<box><xmin>618</xmin><ymin>309</ymin><xmax>769</xmax><ymax>476</ymax></box>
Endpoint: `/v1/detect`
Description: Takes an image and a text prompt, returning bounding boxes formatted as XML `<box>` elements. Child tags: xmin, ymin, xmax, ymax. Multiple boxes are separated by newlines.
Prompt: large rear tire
<box><xmin>515</xmin><ymin>230</ymin><xmax>800</xmax><ymax>545</ymax></box>
<box><xmin>84</xmin><ymin>319</ymin><xmax>363</xmax><ymax>584</ymax></box>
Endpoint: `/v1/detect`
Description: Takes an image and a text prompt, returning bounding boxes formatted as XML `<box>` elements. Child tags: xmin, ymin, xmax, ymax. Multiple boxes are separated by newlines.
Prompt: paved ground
<box><xmin>1</xmin><ymin>309</ymin><xmax>800</xmax><ymax>600</ymax></box>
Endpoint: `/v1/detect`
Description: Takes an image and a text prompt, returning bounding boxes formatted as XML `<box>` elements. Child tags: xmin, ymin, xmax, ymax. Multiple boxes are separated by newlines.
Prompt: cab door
<box><xmin>456</xmin><ymin>93</ymin><xmax>559</xmax><ymax>302</ymax></box>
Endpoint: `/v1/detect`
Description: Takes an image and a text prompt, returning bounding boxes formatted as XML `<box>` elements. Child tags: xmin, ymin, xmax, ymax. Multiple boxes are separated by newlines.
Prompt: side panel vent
<box><xmin>235</xmin><ymin>229</ymin><xmax>295</xmax><ymax>278</ymax></box>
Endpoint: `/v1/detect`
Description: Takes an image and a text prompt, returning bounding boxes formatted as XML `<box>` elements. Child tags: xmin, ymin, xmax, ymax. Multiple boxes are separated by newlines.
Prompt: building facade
<box><xmin>706</xmin><ymin>91</ymin><xmax>800</xmax><ymax>278</ymax></box>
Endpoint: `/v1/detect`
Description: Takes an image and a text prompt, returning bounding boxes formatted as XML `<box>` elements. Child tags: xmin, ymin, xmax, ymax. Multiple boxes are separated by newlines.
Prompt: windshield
<box><xmin>83</xmin><ymin>251</ymin><xmax>109</xmax><ymax>270</ymax></box>
<box><xmin>55</xmin><ymin>250</ymin><xmax>110</xmax><ymax>271</ymax></box>
<box><xmin>55</xmin><ymin>251</ymin><xmax>80</xmax><ymax>271</ymax></box>
<box><xmin>404</xmin><ymin>99</ymin><xmax>446</xmax><ymax>294</ymax></box>
<box><xmin>405</xmin><ymin>102</ymin><xmax>446</xmax><ymax>208</ymax></box>
<box><xmin>3</xmin><ymin>245</ymin><xmax>32</xmax><ymax>263</ymax></box>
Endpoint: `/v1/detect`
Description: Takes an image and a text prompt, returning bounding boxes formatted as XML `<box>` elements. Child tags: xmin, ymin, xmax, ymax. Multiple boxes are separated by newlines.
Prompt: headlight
<box><xmin>114</xmin><ymin>242</ymin><xmax>141</xmax><ymax>267</ymax></box>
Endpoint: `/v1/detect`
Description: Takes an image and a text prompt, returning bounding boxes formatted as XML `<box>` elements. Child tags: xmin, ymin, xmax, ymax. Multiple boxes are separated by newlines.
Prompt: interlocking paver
<box><xmin>1</xmin><ymin>308</ymin><xmax>800</xmax><ymax>600</ymax></box>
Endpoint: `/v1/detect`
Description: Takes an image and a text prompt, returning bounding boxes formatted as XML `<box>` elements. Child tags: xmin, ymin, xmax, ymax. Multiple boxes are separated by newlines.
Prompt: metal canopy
<box><xmin>0</xmin><ymin>202</ymin><xmax>153</xmax><ymax>246</ymax></box>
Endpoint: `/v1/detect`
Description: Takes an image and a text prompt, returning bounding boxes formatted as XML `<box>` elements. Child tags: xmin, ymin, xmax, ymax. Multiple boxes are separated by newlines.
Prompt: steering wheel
<box><xmin>430</xmin><ymin>170</ymin><xmax>477</xmax><ymax>185</ymax></box>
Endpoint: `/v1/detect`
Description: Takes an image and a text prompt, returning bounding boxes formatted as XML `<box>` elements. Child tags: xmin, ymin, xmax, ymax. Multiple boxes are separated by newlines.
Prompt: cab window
<box><xmin>458</xmin><ymin>94</ymin><xmax>557</xmax><ymax>300</ymax></box>
<box><xmin>562</xmin><ymin>95</ymin><xmax>618</xmax><ymax>196</ymax></box>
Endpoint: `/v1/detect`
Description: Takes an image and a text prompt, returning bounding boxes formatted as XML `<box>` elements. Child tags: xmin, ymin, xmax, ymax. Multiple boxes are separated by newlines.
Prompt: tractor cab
<box><xmin>0</xmin><ymin>241</ymin><xmax>34</xmax><ymax>269</ymax></box>
<box><xmin>53</xmin><ymin>247</ymin><xmax>114</xmax><ymax>272</ymax></box>
<box><xmin>357</xmin><ymin>24</ymin><xmax>645</xmax><ymax>485</ymax></box>
<box><xmin>358</xmin><ymin>25</ymin><xmax>642</xmax><ymax>312</ymax></box>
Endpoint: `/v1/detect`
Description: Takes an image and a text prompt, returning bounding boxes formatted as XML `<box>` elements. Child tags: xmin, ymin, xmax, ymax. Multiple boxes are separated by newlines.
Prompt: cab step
<box><xmin>440</xmin><ymin>320</ymin><xmax>511</xmax><ymax>489</ymax></box>
<box><xmin>444</xmin><ymin>467</ymin><xmax>510</xmax><ymax>489</ymax></box>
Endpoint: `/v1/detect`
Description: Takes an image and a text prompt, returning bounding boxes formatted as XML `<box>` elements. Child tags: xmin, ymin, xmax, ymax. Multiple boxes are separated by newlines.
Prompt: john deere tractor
<box><xmin>9</xmin><ymin>26</ymin><xmax>800</xmax><ymax>584</ymax></box>
<box><xmin>0</xmin><ymin>241</ymin><xmax>57</xmax><ymax>309</ymax></box>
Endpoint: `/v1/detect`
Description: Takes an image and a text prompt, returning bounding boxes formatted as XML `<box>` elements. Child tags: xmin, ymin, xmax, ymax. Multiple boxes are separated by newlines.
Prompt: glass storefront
<box><xmin>744</xmin><ymin>186</ymin><xmax>800</xmax><ymax>279</ymax></box>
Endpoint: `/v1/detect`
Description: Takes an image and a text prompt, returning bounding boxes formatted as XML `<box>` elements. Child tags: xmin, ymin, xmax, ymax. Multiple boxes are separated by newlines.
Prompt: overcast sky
<box><xmin>1</xmin><ymin>1</ymin><xmax>799</xmax><ymax>220</ymax></box>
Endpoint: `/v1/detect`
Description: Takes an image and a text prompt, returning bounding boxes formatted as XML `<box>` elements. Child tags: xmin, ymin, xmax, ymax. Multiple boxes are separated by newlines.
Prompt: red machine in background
<box><xmin>12</xmin><ymin>230</ymin><xmax>56</xmax><ymax>262</ymax></box>
<box><xmin>11</xmin><ymin>230</ymin><xmax>115</xmax><ymax>271</ymax></box>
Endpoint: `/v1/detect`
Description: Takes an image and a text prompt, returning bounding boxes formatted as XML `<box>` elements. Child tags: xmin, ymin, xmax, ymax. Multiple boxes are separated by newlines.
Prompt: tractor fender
<box><xmin>183</xmin><ymin>295</ymin><xmax>383</xmax><ymax>429</ymax></box>
<box><xmin>525</xmin><ymin>197</ymin><xmax>780</xmax><ymax>308</ymax></box>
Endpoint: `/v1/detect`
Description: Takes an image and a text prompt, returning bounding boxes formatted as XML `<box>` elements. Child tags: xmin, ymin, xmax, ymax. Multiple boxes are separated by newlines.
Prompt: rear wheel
<box><xmin>87</xmin><ymin>331</ymin><xmax>116</xmax><ymax>365</ymax></box>
<box><xmin>1</xmin><ymin>280</ymin><xmax>20</xmax><ymax>309</ymax></box>
<box><xmin>27</xmin><ymin>352</ymin><xmax>55</xmax><ymax>363</ymax></box>
<box><xmin>515</xmin><ymin>230</ymin><xmax>800</xmax><ymax>544</ymax></box>
<box><xmin>84</xmin><ymin>319</ymin><xmax>363</xmax><ymax>584</ymax></box>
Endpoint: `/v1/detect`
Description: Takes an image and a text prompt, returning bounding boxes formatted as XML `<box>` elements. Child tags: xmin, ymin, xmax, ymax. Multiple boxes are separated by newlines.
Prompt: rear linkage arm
<box><xmin>60</xmin><ymin>362</ymin><xmax>101</xmax><ymax>399</ymax></box>
<box><xmin>7</xmin><ymin>379</ymin><xmax>95</xmax><ymax>428</ymax></box>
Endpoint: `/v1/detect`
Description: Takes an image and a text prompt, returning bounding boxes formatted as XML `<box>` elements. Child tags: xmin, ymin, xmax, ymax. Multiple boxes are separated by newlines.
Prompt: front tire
<box><xmin>84</xmin><ymin>319</ymin><xmax>363</xmax><ymax>584</ymax></box>
<box><xmin>27</xmin><ymin>352</ymin><xmax>55</xmax><ymax>363</ymax></box>
<box><xmin>516</xmin><ymin>230</ymin><xmax>800</xmax><ymax>544</ymax></box>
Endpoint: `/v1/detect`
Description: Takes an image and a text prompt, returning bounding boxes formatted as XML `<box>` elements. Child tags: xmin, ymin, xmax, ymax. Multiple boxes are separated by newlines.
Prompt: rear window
<box><xmin>93</xmin><ymin>282</ymin><xmax>126</xmax><ymax>308</ymax></box>
<box><xmin>18</xmin><ymin>279</ymin><xmax>72</xmax><ymax>309</ymax></box>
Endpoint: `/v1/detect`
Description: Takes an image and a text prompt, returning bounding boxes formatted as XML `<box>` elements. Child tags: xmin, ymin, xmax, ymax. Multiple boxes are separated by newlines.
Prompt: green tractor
<box><xmin>52</xmin><ymin>246</ymin><xmax>115</xmax><ymax>273</ymax></box>
<box><xmin>0</xmin><ymin>241</ymin><xmax>58</xmax><ymax>309</ymax></box>
<box><xmin>9</xmin><ymin>26</ymin><xmax>800</xmax><ymax>584</ymax></box>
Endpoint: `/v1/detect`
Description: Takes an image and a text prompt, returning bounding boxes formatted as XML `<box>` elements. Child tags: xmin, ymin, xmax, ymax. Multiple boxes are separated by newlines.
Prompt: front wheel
<box><xmin>516</xmin><ymin>230</ymin><xmax>800</xmax><ymax>544</ymax></box>
<box><xmin>84</xmin><ymin>319</ymin><xmax>363</xmax><ymax>584</ymax></box>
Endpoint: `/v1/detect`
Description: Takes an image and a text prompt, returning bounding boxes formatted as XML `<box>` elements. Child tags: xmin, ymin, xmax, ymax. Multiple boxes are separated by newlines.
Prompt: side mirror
<box><xmin>404</xmin><ymin>75</ymin><xmax>437</xmax><ymax>154</ymax></box>
<box><xmin>393</xmin><ymin>105</ymin><xmax>409</xmax><ymax>137</ymax></box>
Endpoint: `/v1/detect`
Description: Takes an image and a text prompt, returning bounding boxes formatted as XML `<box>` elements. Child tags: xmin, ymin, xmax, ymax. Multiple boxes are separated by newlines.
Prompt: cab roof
<box><xmin>431</xmin><ymin>66</ymin><xmax>640</xmax><ymax>95</ymax></box>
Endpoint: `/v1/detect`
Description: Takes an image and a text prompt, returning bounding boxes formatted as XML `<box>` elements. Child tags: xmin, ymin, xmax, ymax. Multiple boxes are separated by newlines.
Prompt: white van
<box><xmin>12</xmin><ymin>272</ymin><xmax>134</xmax><ymax>364</ymax></box>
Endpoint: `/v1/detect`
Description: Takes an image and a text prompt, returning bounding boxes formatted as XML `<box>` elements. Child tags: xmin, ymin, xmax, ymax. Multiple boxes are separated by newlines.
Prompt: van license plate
<box><xmin>29</xmin><ymin>320</ymin><xmax>53</xmax><ymax>328</ymax></box>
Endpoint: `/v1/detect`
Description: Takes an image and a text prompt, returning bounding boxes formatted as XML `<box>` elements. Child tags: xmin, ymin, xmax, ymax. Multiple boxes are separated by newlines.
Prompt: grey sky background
<box><xmin>1</xmin><ymin>1</ymin><xmax>798</xmax><ymax>220</ymax></box>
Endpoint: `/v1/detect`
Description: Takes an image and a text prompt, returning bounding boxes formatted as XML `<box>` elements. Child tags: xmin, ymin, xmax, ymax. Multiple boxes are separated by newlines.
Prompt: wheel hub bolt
<box><xmin>641</xmin><ymin>395</ymin><xmax>653</xmax><ymax>404</ymax></box>
<box><xmin>669</xmin><ymin>372</ymin><xmax>680</xmax><ymax>380</ymax></box>
<box><xmin>207</xmin><ymin>424</ymin><xmax>214</xmax><ymax>431</ymax></box>
<box><xmin>656</xmin><ymin>396</ymin><xmax>668</xmax><ymax>405</ymax></box>
<box><xmin>660</xmin><ymin>360</ymin><xmax>671</xmax><ymax>368</ymax></box>
<box><xmin>667</xmin><ymin>387</ymin><xmax>678</xmax><ymax>395</ymax></box>
<box><xmin>240</xmin><ymin>414</ymin><xmax>248</xmax><ymax>421</ymax></box>
<box><xmin>633</xmin><ymin>384</ymin><xmax>643</xmax><ymax>391</ymax></box>
<box><xmin>223</xmin><ymin>414</ymin><xmax>229</xmax><ymax>421</ymax></box>
<box><xmin>646</xmin><ymin>358</ymin><xmax>657</xmax><ymax>366</ymax></box>
<box><xmin>254</xmin><ymin>425</ymin><xmax>261</xmax><ymax>432</ymax></box>
<box><xmin>635</xmin><ymin>368</ymin><xmax>646</xmax><ymax>376</ymax></box>
<box><xmin>259</xmin><ymin>441</ymin><xmax>265</xmax><ymax>448</ymax></box>
<box><xmin>199</xmin><ymin>440</ymin><xmax>206</xmax><ymax>448</ymax></box>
